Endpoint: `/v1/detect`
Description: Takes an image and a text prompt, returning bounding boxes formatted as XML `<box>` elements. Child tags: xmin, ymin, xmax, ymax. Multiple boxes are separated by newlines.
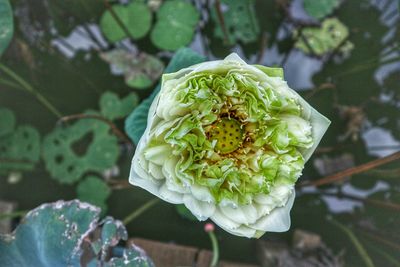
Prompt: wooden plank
<box><xmin>197</xmin><ymin>249</ymin><xmax>259</xmax><ymax>267</ymax></box>
<box><xmin>128</xmin><ymin>238</ymin><xmax>198</xmax><ymax>267</ymax></box>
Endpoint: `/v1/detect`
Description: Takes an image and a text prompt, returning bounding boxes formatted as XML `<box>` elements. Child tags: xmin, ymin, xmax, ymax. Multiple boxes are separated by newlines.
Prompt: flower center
<box><xmin>209</xmin><ymin>118</ymin><xmax>244</xmax><ymax>154</ymax></box>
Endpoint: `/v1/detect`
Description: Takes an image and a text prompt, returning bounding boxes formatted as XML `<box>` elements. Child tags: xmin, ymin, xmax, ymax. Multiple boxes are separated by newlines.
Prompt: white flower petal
<box><xmin>159</xmin><ymin>184</ymin><xmax>183</xmax><ymax>204</ymax></box>
<box><xmin>183</xmin><ymin>195</ymin><xmax>215</xmax><ymax>220</ymax></box>
<box><xmin>250</xmin><ymin>191</ymin><xmax>295</xmax><ymax>232</ymax></box>
<box><xmin>190</xmin><ymin>184</ymin><xmax>215</xmax><ymax>203</ymax></box>
<box><xmin>211</xmin><ymin>209</ymin><xmax>241</xmax><ymax>230</ymax></box>
<box><xmin>220</xmin><ymin>204</ymin><xmax>259</xmax><ymax>225</ymax></box>
<box><xmin>211</xmin><ymin>213</ymin><xmax>257</xmax><ymax>238</ymax></box>
<box><xmin>129</xmin><ymin>161</ymin><xmax>162</xmax><ymax>197</ymax></box>
<box><xmin>144</xmin><ymin>144</ymin><xmax>171</xmax><ymax>165</ymax></box>
<box><xmin>148</xmin><ymin>162</ymin><xmax>164</xmax><ymax>180</ymax></box>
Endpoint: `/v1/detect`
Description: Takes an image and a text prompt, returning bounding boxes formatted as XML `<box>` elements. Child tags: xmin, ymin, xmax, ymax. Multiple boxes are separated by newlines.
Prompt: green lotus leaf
<box><xmin>0</xmin><ymin>200</ymin><xmax>154</xmax><ymax>267</ymax></box>
<box><xmin>211</xmin><ymin>0</ymin><xmax>260</xmax><ymax>45</ymax></box>
<box><xmin>100</xmin><ymin>91</ymin><xmax>139</xmax><ymax>120</ymax></box>
<box><xmin>100</xmin><ymin>1</ymin><xmax>152</xmax><ymax>43</ymax></box>
<box><xmin>100</xmin><ymin>49</ymin><xmax>164</xmax><ymax>90</ymax></box>
<box><xmin>0</xmin><ymin>0</ymin><xmax>13</xmax><ymax>57</ymax></box>
<box><xmin>129</xmin><ymin>53</ymin><xmax>330</xmax><ymax>238</ymax></box>
<box><xmin>294</xmin><ymin>18</ymin><xmax>354</xmax><ymax>56</ymax></box>
<box><xmin>77</xmin><ymin>176</ymin><xmax>111</xmax><ymax>214</ymax></box>
<box><xmin>125</xmin><ymin>48</ymin><xmax>206</xmax><ymax>145</ymax></box>
<box><xmin>0</xmin><ymin>107</ymin><xmax>15</xmax><ymax>137</ymax></box>
<box><xmin>42</xmin><ymin>111</ymin><xmax>120</xmax><ymax>184</ymax></box>
<box><xmin>0</xmin><ymin>125</ymin><xmax>41</xmax><ymax>173</ymax></box>
<box><xmin>150</xmin><ymin>0</ymin><xmax>199</xmax><ymax>51</ymax></box>
<box><xmin>303</xmin><ymin>0</ymin><xmax>339</xmax><ymax>20</ymax></box>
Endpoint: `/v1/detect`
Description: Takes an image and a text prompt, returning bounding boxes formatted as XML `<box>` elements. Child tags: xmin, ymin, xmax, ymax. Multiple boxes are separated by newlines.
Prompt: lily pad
<box><xmin>100</xmin><ymin>91</ymin><xmax>139</xmax><ymax>120</ymax></box>
<box><xmin>77</xmin><ymin>176</ymin><xmax>111</xmax><ymax>213</ymax></box>
<box><xmin>100</xmin><ymin>2</ymin><xmax>152</xmax><ymax>43</ymax></box>
<box><xmin>100</xmin><ymin>50</ymin><xmax>164</xmax><ymax>90</ymax></box>
<box><xmin>0</xmin><ymin>200</ymin><xmax>154</xmax><ymax>267</ymax></box>
<box><xmin>125</xmin><ymin>48</ymin><xmax>206</xmax><ymax>145</ymax></box>
<box><xmin>211</xmin><ymin>0</ymin><xmax>260</xmax><ymax>45</ymax></box>
<box><xmin>150</xmin><ymin>0</ymin><xmax>199</xmax><ymax>51</ymax></box>
<box><xmin>42</xmin><ymin>111</ymin><xmax>120</xmax><ymax>184</ymax></box>
<box><xmin>0</xmin><ymin>0</ymin><xmax>13</xmax><ymax>56</ymax></box>
<box><xmin>303</xmin><ymin>0</ymin><xmax>339</xmax><ymax>20</ymax></box>
<box><xmin>0</xmin><ymin>107</ymin><xmax>15</xmax><ymax>137</ymax></box>
<box><xmin>294</xmin><ymin>18</ymin><xmax>354</xmax><ymax>56</ymax></box>
<box><xmin>0</xmin><ymin>125</ymin><xmax>41</xmax><ymax>173</ymax></box>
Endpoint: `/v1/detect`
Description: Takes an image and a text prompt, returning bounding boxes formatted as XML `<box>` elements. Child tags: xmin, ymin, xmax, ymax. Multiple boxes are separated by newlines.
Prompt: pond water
<box><xmin>0</xmin><ymin>0</ymin><xmax>399</xmax><ymax>266</ymax></box>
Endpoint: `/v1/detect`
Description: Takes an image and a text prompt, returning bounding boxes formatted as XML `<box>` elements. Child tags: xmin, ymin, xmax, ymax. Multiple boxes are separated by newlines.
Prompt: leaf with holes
<box><xmin>150</xmin><ymin>0</ymin><xmax>199</xmax><ymax>51</ymax></box>
<box><xmin>77</xmin><ymin>176</ymin><xmax>111</xmax><ymax>214</ymax></box>
<box><xmin>303</xmin><ymin>0</ymin><xmax>339</xmax><ymax>20</ymax></box>
<box><xmin>211</xmin><ymin>0</ymin><xmax>260</xmax><ymax>45</ymax></box>
<box><xmin>0</xmin><ymin>0</ymin><xmax>13</xmax><ymax>56</ymax></box>
<box><xmin>125</xmin><ymin>48</ymin><xmax>206</xmax><ymax>145</ymax></box>
<box><xmin>42</xmin><ymin>111</ymin><xmax>120</xmax><ymax>184</ymax></box>
<box><xmin>0</xmin><ymin>107</ymin><xmax>15</xmax><ymax>137</ymax></box>
<box><xmin>100</xmin><ymin>2</ymin><xmax>152</xmax><ymax>43</ymax></box>
<box><xmin>0</xmin><ymin>125</ymin><xmax>41</xmax><ymax>174</ymax></box>
<box><xmin>100</xmin><ymin>50</ymin><xmax>164</xmax><ymax>90</ymax></box>
<box><xmin>294</xmin><ymin>18</ymin><xmax>354</xmax><ymax>56</ymax></box>
<box><xmin>0</xmin><ymin>200</ymin><xmax>154</xmax><ymax>267</ymax></box>
<box><xmin>99</xmin><ymin>91</ymin><xmax>139</xmax><ymax>120</ymax></box>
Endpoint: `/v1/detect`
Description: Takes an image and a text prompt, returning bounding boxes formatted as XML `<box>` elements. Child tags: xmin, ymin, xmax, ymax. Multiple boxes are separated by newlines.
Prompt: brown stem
<box><xmin>214</xmin><ymin>0</ymin><xmax>230</xmax><ymax>45</ymax></box>
<box><xmin>108</xmin><ymin>178</ymin><xmax>131</xmax><ymax>190</ymax></box>
<box><xmin>58</xmin><ymin>114</ymin><xmax>132</xmax><ymax>145</ymax></box>
<box><xmin>104</xmin><ymin>0</ymin><xmax>134</xmax><ymax>40</ymax></box>
<box><xmin>322</xmin><ymin>192</ymin><xmax>400</xmax><ymax>211</ymax></box>
<box><xmin>304</xmin><ymin>83</ymin><xmax>336</xmax><ymax>99</ymax></box>
<box><xmin>299</xmin><ymin>151</ymin><xmax>400</xmax><ymax>187</ymax></box>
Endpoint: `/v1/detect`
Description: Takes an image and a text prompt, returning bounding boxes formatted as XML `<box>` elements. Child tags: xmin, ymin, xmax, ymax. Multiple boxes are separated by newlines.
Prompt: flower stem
<box><xmin>208</xmin><ymin>230</ymin><xmax>219</xmax><ymax>267</ymax></box>
<box><xmin>122</xmin><ymin>198</ymin><xmax>160</xmax><ymax>225</ymax></box>
<box><xmin>330</xmin><ymin>219</ymin><xmax>375</xmax><ymax>267</ymax></box>
<box><xmin>0</xmin><ymin>63</ymin><xmax>63</xmax><ymax>118</ymax></box>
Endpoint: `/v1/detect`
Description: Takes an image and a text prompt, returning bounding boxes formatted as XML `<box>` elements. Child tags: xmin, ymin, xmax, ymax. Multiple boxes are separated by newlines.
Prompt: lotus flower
<box><xmin>129</xmin><ymin>53</ymin><xmax>330</xmax><ymax>238</ymax></box>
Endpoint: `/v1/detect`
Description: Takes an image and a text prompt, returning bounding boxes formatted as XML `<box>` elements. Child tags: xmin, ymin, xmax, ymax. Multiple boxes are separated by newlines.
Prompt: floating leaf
<box><xmin>100</xmin><ymin>50</ymin><xmax>164</xmax><ymax>90</ymax></box>
<box><xmin>211</xmin><ymin>0</ymin><xmax>260</xmax><ymax>45</ymax></box>
<box><xmin>100</xmin><ymin>2</ymin><xmax>152</xmax><ymax>43</ymax></box>
<box><xmin>77</xmin><ymin>176</ymin><xmax>111</xmax><ymax>213</ymax></box>
<box><xmin>0</xmin><ymin>125</ymin><xmax>41</xmax><ymax>173</ymax></box>
<box><xmin>42</xmin><ymin>112</ymin><xmax>120</xmax><ymax>184</ymax></box>
<box><xmin>100</xmin><ymin>91</ymin><xmax>139</xmax><ymax>120</ymax></box>
<box><xmin>0</xmin><ymin>0</ymin><xmax>13</xmax><ymax>56</ymax></box>
<box><xmin>150</xmin><ymin>0</ymin><xmax>199</xmax><ymax>51</ymax></box>
<box><xmin>303</xmin><ymin>0</ymin><xmax>339</xmax><ymax>20</ymax></box>
<box><xmin>294</xmin><ymin>18</ymin><xmax>354</xmax><ymax>56</ymax></box>
<box><xmin>0</xmin><ymin>200</ymin><xmax>154</xmax><ymax>267</ymax></box>
<box><xmin>125</xmin><ymin>48</ymin><xmax>205</xmax><ymax>144</ymax></box>
<box><xmin>176</xmin><ymin>204</ymin><xmax>197</xmax><ymax>221</ymax></box>
<box><xmin>0</xmin><ymin>107</ymin><xmax>15</xmax><ymax>137</ymax></box>
<box><xmin>105</xmin><ymin>245</ymin><xmax>155</xmax><ymax>267</ymax></box>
